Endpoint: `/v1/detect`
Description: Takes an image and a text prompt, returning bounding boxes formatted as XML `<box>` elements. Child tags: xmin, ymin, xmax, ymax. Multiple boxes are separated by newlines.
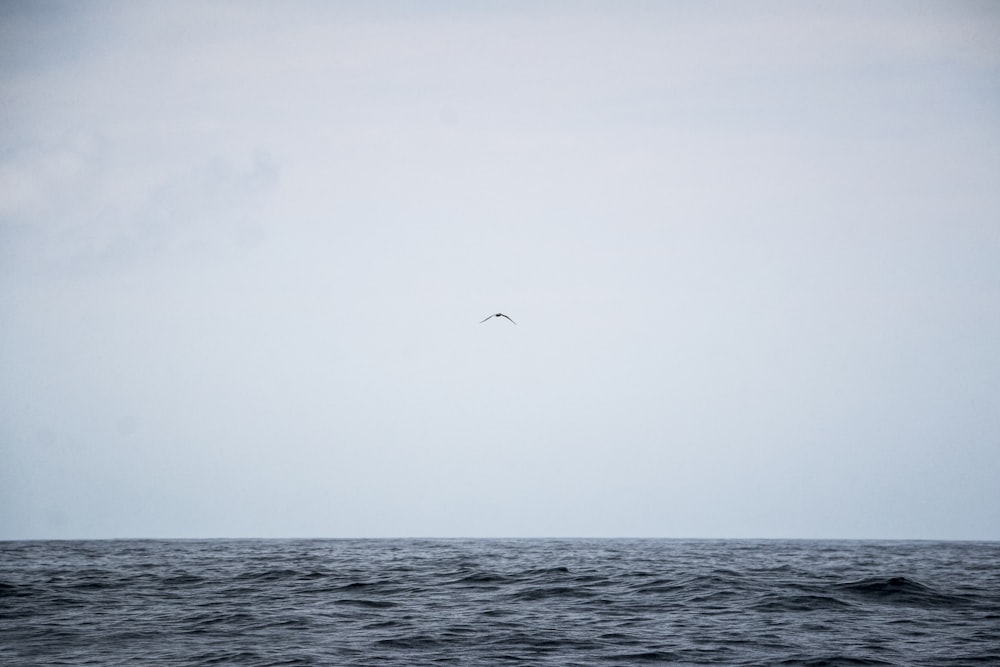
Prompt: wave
<box><xmin>834</xmin><ymin>576</ymin><xmax>971</xmax><ymax>607</ymax></box>
<box><xmin>2</xmin><ymin>539</ymin><xmax>998</xmax><ymax>666</ymax></box>
<box><xmin>752</xmin><ymin>593</ymin><xmax>855</xmax><ymax>612</ymax></box>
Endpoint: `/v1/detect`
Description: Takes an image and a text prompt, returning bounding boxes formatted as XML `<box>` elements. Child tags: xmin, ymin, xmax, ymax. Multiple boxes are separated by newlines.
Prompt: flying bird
<box><xmin>480</xmin><ymin>313</ymin><xmax>517</xmax><ymax>325</ymax></box>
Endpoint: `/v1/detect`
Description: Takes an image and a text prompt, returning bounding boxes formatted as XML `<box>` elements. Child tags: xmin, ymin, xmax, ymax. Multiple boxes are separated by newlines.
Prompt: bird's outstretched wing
<box><xmin>499</xmin><ymin>314</ymin><xmax>517</xmax><ymax>325</ymax></box>
<box><xmin>480</xmin><ymin>315</ymin><xmax>494</xmax><ymax>323</ymax></box>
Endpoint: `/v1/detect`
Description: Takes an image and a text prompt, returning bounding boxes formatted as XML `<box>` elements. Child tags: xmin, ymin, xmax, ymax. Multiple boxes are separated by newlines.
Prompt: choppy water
<box><xmin>2</xmin><ymin>539</ymin><xmax>999</xmax><ymax>666</ymax></box>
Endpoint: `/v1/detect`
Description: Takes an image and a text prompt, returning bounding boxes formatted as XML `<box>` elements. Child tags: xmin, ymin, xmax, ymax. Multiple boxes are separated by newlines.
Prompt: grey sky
<box><xmin>2</xmin><ymin>1</ymin><xmax>998</xmax><ymax>539</ymax></box>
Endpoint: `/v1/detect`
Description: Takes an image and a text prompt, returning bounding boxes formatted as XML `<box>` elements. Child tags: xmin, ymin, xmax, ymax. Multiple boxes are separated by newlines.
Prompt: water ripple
<box><xmin>1</xmin><ymin>539</ymin><xmax>999</xmax><ymax>666</ymax></box>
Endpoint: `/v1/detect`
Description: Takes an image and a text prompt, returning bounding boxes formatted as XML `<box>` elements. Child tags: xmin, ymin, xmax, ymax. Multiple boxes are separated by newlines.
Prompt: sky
<box><xmin>1</xmin><ymin>1</ymin><xmax>999</xmax><ymax>540</ymax></box>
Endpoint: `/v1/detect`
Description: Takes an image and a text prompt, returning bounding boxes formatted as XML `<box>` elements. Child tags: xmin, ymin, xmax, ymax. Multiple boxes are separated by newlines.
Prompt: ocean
<box><xmin>1</xmin><ymin>539</ymin><xmax>998</xmax><ymax>666</ymax></box>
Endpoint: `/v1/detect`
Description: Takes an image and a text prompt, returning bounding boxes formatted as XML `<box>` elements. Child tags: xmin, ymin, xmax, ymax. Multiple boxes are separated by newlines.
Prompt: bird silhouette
<box><xmin>480</xmin><ymin>313</ymin><xmax>517</xmax><ymax>325</ymax></box>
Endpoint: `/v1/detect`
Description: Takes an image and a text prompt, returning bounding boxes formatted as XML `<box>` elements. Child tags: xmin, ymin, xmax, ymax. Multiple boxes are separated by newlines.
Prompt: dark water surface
<box><xmin>2</xmin><ymin>539</ymin><xmax>998</xmax><ymax>666</ymax></box>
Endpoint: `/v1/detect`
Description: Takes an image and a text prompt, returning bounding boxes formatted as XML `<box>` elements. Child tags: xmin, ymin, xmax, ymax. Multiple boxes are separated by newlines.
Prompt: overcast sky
<box><xmin>2</xmin><ymin>1</ymin><xmax>998</xmax><ymax>540</ymax></box>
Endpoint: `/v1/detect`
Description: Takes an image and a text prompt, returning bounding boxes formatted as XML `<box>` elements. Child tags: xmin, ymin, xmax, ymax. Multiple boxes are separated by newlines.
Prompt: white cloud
<box><xmin>0</xmin><ymin>131</ymin><xmax>277</xmax><ymax>274</ymax></box>
<box><xmin>1</xmin><ymin>1</ymin><xmax>998</xmax><ymax>539</ymax></box>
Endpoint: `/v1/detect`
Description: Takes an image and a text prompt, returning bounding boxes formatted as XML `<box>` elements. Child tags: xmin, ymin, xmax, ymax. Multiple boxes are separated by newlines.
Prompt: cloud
<box><xmin>0</xmin><ymin>131</ymin><xmax>278</xmax><ymax>275</ymax></box>
<box><xmin>1</xmin><ymin>2</ymin><xmax>999</xmax><ymax>539</ymax></box>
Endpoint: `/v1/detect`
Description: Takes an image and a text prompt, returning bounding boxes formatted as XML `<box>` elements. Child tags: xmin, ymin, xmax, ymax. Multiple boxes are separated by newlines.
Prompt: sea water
<box><xmin>2</xmin><ymin>539</ymin><xmax>998</xmax><ymax>665</ymax></box>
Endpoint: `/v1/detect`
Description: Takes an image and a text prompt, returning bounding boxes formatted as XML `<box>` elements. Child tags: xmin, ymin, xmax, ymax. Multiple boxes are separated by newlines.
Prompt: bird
<box><xmin>480</xmin><ymin>313</ymin><xmax>517</xmax><ymax>325</ymax></box>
